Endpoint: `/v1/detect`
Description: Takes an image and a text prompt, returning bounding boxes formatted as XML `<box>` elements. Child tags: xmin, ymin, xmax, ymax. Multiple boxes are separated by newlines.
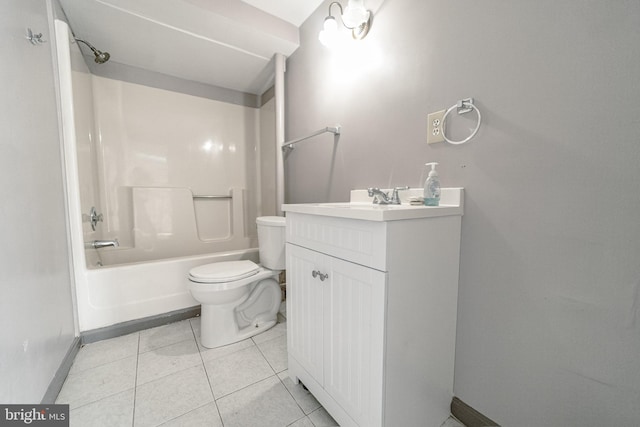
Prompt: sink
<box><xmin>283</xmin><ymin>188</ymin><xmax>464</xmax><ymax>221</ymax></box>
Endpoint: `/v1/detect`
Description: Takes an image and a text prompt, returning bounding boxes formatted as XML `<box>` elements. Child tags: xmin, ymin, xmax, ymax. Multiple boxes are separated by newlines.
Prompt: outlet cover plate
<box><xmin>427</xmin><ymin>109</ymin><xmax>446</xmax><ymax>144</ymax></box>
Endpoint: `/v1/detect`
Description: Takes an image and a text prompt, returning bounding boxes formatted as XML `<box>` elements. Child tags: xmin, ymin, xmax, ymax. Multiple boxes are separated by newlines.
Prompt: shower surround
<box><xmin>55</xmin><ymin>20</ymin><xmax>276</xmax><ymax>331</ymax></box>
<box><xmin>88</xmin><ymin>75</ymin><xmax>259</xmax><ymax>263</ymax></box>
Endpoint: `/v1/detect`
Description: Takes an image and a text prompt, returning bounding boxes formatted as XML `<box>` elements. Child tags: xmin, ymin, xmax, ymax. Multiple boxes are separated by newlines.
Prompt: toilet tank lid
<box><xmin>256</xmin><ymin>216</ymin><xmax>286</xmax><ymax>226</ymax></box>
<box><xmin>189</xmin><ymin>260</ymin><xmax>259</xmax><ymax>282</ymax></box>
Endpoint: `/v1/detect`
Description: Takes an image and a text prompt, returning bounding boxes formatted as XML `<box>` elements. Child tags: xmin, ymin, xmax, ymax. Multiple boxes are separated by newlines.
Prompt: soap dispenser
<box><xmin>424</xmin><ymin>162</ymin><xmax>441</xmax><ymax>206</ymax></box>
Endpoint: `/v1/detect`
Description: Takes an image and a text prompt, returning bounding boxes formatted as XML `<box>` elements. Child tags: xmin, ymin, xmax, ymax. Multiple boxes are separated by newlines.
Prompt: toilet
<box><xmin>188</xmin><ymin>216</ymin><xmax>285</xmax><ymax>349</ymax></box>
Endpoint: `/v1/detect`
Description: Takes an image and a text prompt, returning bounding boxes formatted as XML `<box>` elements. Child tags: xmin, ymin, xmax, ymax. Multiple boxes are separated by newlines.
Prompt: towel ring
<box><xmin>442</xmin><ymin>99</ymin><xmax>482</xmax><ymax>145</ymax></box>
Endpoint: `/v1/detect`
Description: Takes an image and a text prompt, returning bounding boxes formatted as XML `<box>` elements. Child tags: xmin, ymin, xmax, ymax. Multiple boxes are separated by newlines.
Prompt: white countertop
<box><xmin>282</xmin><ymin>188</ymin><xmax>464</xmax><ymax>221</ymax></box>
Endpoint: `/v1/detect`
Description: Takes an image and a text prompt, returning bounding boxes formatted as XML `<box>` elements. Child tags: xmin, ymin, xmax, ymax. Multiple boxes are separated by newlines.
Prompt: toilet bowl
<box><xmin>188</xmin><ymin>216</ymin><xmax>286</xmax><ymax>349</ymax></box>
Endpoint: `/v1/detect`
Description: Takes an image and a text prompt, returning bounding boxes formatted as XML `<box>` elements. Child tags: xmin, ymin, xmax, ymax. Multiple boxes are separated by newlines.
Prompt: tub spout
<box><xmin>88</xmin><ymin>239</ymin><xmax>119</xmax><ymax>249</ymax></box>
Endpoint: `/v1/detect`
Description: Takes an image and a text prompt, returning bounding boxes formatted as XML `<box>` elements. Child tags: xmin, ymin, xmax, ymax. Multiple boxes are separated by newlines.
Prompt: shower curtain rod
<box><xmin>282</xmin><ymin>125</ymin><xmax>341</xmax><ymax>150</ymax></box>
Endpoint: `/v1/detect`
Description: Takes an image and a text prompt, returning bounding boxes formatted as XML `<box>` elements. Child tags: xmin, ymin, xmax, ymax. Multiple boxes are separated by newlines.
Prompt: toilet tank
<box><xmin>256</xmin><ymin>216</ymin><xmax>286</xmax><ymax>270</ymax></box>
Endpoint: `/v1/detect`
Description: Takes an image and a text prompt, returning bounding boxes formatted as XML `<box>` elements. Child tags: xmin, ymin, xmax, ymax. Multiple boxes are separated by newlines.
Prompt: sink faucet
<box><xmin>88</xmin><ymin>239</ymin><xmax>119</xmax><ymax>249</ymax></box>
<box><xmin>367</xmin><ymin>188</ymin><xmax>390</xmax><ymax>204</ymax></box>
<box><xmin>367</xmin><ymin>187</ymin><xmax>409</xmax><ymax>205</ymax></box>
<box><xmin>389</xmin><ymin>186</ymin><xmax>409</xmax><ymax>204</ymax></box>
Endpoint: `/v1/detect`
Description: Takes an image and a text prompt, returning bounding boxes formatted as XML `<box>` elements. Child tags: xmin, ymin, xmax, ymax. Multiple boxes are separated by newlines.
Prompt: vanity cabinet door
<box><xmin>287</xmin><ymin>242</ymin><xmax>386</xmax><ymax>427</ymax></box>
<box><xmin>323</xmin><ymin>255</ymin><xmax>386</xmax><ymax>427</ymax></box>
<box><xmin>286</xmin><ymin>243</ymin><xmax>325</xmax><ymax>383</ymax></box>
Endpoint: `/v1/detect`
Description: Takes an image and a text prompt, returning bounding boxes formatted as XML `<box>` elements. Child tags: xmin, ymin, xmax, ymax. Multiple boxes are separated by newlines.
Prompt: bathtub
<box><xmin>75</xmin><ymin>248</ymin><xmax>259</xmax><ymax>331</ymax></box>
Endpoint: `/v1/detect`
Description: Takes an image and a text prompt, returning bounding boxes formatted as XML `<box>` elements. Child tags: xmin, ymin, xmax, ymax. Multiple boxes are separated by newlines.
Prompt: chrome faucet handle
<box><xmin>367</xmin><ymin>188</ymin><xmax>390</xmax><ymax>204</ymax></box>
<box><xmin>390</xmin><ymin>186</ymin><xmax>409</xmax><ymax>204</ymax></box>
<box><xmin>87</xmin><ymin>206</ymin><xmax>103</xmax><ymax>231</ymax></box>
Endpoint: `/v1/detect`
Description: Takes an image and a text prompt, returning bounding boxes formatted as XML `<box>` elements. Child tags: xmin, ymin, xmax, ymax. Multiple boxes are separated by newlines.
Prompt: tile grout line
<box><xmin>252</xmin><ymin>327</ymin><xmax>317</xmax><ymax>425</ymax></box>
<box><xmin>131</xmin><ymin>320</ymin><xmax>219</xmax><ymax>427</ymax></box>
<box><xmin>190</xmin><ymin>318</ymin><xmax>225</xmax><ymax>426</ymax></box>
<box><xmin>67</xmin><ymin>336</ymin><xmax>138</xmax><ymax>377</ymax></box>
<box><xmin>65</xmin><ymin>318</ymin><xmax>333</xmax><ymax>426</ymax></box>
<box><xmin>288</xmin><ymin>414</ymin><xmax>315</xmax><ymax>427</ymax></box>
<box><xmin>156</xmin><ymin>402</ymin><xmax>212</xmax><ymax>427</ymax></box>
<box><xmin>135</xmin><ymin>318</ymin><xmax>295</xmax><ymax>425</ymax></box>
<box><xmin>134</xmin><ymin>320</ymin><xmax>212</xmax><ymax>388</ymax></box>
<box><xmin>138</xmin><ymin>336</ymin><xmax>196</xmax><ymax>356</ymax></box>
<box><xmin>252</xmin><ymin>336</ymin><xmax>274</xmax><ymax>369</ymax></box>
<box><xmin>64</xmin><ymin>387</ymin><xmax>135</xmax><ymax>413</ymax></box>
<box><xmin>203</xmin><ymin>326</ymin><xmax>281</xmax><ymax>402</ymax></box>
<box><xmin>269</xmin><ymin>321</ymin><xmax>323</xmax><ymax>427</ymax></box>
<box><xmin>251</xmin><ymin>324</ymin><xmax>308</xmax><ymax>418</ymax></box>
<box><xmin>213</xmin><ymin>373</ymin><xmax>280</xmax><ymax>402</ymax></box>
<box><xmin>134</xmin><ymin>319</ymin><xmax>272</xmax><ymax>401</ymax></box>
<box><xmin>280</xmin><ymin>375</ymin><xmax>317</xmax><ymax>425</ymax></box>
<box><xmin>58</xmin><ymin>336</ymin><xmax>141</xmax><ymax>413</ymax></box>
<box><xmin>131</xmin><ymin>333</ymin><xmax>140</xmax><ymax>427</ymax></box>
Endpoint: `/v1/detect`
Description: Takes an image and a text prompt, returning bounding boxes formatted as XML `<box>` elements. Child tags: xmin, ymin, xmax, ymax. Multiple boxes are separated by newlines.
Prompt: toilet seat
<box><xmin>189</xmin><ymin>260</ymin><xmax>260</xmax><ymax>284</ymax></box>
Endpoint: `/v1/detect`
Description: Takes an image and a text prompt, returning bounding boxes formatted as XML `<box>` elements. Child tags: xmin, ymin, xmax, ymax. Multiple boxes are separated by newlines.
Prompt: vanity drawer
<box><xmin>286</xmin><ymin>212</ymin><xmax>388</xmax><ymax>271</ymax></box>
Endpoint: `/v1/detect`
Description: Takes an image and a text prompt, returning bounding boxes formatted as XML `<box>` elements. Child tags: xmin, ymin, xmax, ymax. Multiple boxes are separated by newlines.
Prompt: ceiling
<box><xmin>58</xmin><ymin>0</ymin><xmax>325</xmax><ymax>94</ymax></box>
<box><xmin>241</xmin><ymin>0</ymin><xmax>324</xmax><ymax>27</ymax></box>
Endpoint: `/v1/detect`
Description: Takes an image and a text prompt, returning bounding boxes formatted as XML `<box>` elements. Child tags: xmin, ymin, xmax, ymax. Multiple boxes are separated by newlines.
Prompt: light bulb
<box><xmin>319</xmin><ymin>16</ymin><xmax>339</xmax><ymax>48</ymax></box>
<box><xmin>342</xmin><ymin>0</ymin><xmax>369</xmax><ymax>28</ymax></box>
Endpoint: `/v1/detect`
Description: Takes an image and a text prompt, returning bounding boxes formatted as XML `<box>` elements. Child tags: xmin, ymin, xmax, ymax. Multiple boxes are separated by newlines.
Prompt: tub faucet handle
<box><xmin>87</xmin><ymin>206</ymin><xmax>103</xmax><ymax>231</ymax></box>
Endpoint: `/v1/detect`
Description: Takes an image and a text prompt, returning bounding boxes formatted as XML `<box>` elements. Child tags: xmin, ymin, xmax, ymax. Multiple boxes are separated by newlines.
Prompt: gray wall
<box><xmin>0</xmin><ymin>0</ymin><xmax>76</xmax><ymax>402</ymax></box>
<box><xmin>285</xmin><ymin>1</ymin><xmax>640</xmax><ymax>425</ymax></box>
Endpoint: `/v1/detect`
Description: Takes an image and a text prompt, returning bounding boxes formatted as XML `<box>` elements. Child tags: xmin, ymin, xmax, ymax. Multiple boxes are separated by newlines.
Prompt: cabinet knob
<box><xmin>312</xmin><ymin>270</ymin><xmax>329</xmax><ymax>281</ymax></box>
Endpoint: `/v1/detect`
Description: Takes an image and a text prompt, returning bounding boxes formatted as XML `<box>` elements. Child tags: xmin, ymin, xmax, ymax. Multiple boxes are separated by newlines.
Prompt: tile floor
<box><xmin>56</xmin><ymin>311</ymin><xmax>465</xmax><ymax>427</ymax></box>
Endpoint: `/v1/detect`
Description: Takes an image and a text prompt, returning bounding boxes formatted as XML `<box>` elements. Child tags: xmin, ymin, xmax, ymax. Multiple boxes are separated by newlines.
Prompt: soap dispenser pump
<box><xmin>424</xmin><ymin>162</ymin><xmax>441</xmax><ymax>206</ymax></box>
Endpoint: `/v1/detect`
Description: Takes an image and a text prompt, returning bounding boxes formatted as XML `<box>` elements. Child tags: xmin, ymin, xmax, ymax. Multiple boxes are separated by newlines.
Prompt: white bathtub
<box><xmin>75</xmin><ymin>248</ymin><xmax>259</xmax><ymax>331</ymax></box>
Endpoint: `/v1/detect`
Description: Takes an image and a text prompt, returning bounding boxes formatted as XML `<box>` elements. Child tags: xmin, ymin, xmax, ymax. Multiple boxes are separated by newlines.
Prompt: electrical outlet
<box><xmin>427</xmin><ymin>110</ymin><xmax>446</xmax><ymax>144</ymax></box>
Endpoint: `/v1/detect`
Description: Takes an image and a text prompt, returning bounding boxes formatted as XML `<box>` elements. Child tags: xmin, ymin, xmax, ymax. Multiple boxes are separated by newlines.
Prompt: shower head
<box><xmin>74</xmin><ymin>38</ymin><xmax>110</xmax><ymax>64</ymax></box>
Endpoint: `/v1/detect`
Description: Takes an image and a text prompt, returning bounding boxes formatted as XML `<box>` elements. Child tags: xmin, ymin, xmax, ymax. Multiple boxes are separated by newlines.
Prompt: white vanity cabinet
<box><xmin>286</xmin><ymin>242</ymin><xmax>386</xmax><ymax>427</ymax></box>
<box><xmin>283</xmin><ymin>188</ymin><xmax>464</xmax><ymax>427</ymax></box>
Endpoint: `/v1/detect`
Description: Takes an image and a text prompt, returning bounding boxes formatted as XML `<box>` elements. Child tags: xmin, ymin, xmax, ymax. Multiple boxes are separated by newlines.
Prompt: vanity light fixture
<box><xmin>319</xmin><ymin>0</ymin><xmax>373</xmax><ymax>48</ymax></box>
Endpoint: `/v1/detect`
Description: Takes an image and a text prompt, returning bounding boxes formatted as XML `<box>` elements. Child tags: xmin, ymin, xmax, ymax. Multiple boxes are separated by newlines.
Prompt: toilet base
<box><xmin>198</xmin><ymin>277</ymin><xmax>282</xmax><ymax>349</ymax></box>
<box><xmin>200</xmin><ymin>306</ymin><xmax>277</xmax><ymax>349</ymax></box>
